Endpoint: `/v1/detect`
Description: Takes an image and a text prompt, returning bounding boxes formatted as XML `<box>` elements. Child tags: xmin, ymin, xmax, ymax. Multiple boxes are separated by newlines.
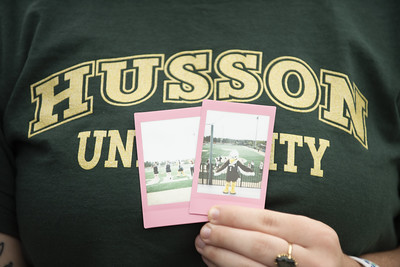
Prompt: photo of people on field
<box><xmin>140</xmin><ymin>116</ymin><xmax>200</xmax><ymax>206</ymax></box>
<box><xmin>197</xmin><ymin>110</ymin><xmax>270</xmax><ymax>199</ymax></box>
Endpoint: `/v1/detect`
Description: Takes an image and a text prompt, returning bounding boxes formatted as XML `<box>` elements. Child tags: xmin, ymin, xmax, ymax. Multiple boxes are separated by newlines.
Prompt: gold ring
<box><xmin>275</xmin><ymin>243</ymin><xmax>297</xmax><ymax>266</ymax></box>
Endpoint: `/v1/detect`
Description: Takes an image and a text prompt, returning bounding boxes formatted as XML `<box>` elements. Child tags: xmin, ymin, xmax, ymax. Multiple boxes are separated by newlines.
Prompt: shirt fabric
<box><xmin>1</xmin><ymin>0</ymin><xmax>399</xmax><ymax>266</ymax></box>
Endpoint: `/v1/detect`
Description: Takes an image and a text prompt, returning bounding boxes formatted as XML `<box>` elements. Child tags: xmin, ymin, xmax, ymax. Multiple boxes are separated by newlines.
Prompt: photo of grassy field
<box><xmin>144</xmin><ymin>160</ymin><xmax>194</xmax><ymax>193</ymax></box>
<box><xmin>197</xmin><ymin>110</ymin><xmax>270</xmax><ymax>198</ymax></box>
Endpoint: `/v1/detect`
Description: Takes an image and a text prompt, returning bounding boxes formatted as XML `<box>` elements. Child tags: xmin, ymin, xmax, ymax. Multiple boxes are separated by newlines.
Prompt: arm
<box><xmin>195</xmin><ymin>206</ymin><xmax>394</xmax><ymax>267</ymax></box>
<box><xmin>0</xmin><ymin>233</ymin><xmax>26</xmax><ymax>267</ymax></box>
<box><xmin>214</xmin><ymin>160</ymin><xmax>229</xmax><ymax>175</ymax></box>
<box><xmin>360</xmin><ymin>247</ymin><xmax>400</xmax><ymax>266</ymax></box>
<box><xmin>236</xmin><ymin>161</ymin><xmax>255</xmax><ymax>176</ymax></box>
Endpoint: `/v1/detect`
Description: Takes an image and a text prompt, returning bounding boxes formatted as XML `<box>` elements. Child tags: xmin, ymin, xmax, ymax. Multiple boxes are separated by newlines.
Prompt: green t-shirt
<box><xmin>1</xmin><ymin>0</ymin><xmax>399</xmax><ymax>266</ymax></box>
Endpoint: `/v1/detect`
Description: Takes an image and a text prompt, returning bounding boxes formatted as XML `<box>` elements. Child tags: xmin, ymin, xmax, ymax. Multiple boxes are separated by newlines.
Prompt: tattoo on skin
<box><xmin>0</xmin><ymin>243</ymin><xmax>14</xmax><ymax>266</ymax></box>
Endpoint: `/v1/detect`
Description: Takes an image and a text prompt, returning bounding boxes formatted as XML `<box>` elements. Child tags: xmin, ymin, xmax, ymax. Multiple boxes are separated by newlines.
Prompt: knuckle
<box><xmin>260</xmin><ymin>212</ymin><xmax>277</xmax><ymax>230</ymax></box>
<box><xmin>317</xmin><ymin>227</ymin><xmax>340</xmax><ymax>246</ymax></box>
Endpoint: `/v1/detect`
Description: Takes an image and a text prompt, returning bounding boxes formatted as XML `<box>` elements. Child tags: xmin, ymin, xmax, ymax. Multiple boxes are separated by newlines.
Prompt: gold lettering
<box><xmin>164</xmin><ymin>50</ymin><xmax>213</xmax><ymax>103</ymax></box>
<box><xmin>29</xmin><ymin>62</ymin><xmax>94</xmax><ymax>137</ymax></box>
<box><xmin>77</xmin><ymin>131</ymin><xmax>107</xmax><ymax>170</ymax></box>
<box><xmin>269</xmin><ymin>132</ymin><xmax>279</xmax><ymax>171</ymax></box>
<box><xmin>320</xmin><ymin>70</ymin><xmax>368</xmax><ymax>149</ymax></box>
<box><xmin>264</xmin><ymin>56</ymin><xmax>320</xmax><ymax>112</ymax></box>
<box><xmin>279</xmin><ymin>133</ymin><xmax>303</xmax><ymax>173</ymax></box>
<box><xmin>214</xmin><ymin>50</ymin><xmax>262</xmax><ymax>102</ymax></box>
<box><xmin>97</xmin><ymin>55</ymin><xmax>164</xmax><ymax>106</ymax></box>
<box><xmin>104</xmin><ymin>130</ymin><xmax>135</xmax><ymax>168</ymax></box>
<box><xmin>304</xmin><ymin>136</ymin><xmax>330</xmax><ymax>177</ymax></box>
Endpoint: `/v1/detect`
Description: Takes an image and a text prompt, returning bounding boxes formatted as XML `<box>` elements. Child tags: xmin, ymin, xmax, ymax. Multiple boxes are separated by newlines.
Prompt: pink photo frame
<box><xmin>135</xmin><ymin>107</ymin><xmax>208</xmax><ymax>228</ymax></box>
<box><xmin>190</xmin><ymin>100</ymin><xmax>276</xmax><ymax>215</ymax></box>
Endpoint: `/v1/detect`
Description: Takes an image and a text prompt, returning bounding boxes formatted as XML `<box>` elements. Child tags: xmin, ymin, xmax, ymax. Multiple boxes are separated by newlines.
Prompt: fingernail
<box><xmin>196</xmin><ymin>236</ymin><xmax>206</xmax><ymax>249</ymax></box>
<box><xmin>200</xmin><ymin>225</ymin><xmax>211</xmax><ymax>239</ymax></box>
<box><xmin>209</xmin><ymin>207</ymin><xmax>219</xmax><ymax>221</ymax></box>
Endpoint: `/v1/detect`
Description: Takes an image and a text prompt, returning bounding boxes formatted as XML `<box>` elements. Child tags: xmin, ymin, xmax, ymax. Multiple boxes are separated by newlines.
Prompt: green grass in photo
<box><xmin>144</xmin><ymin>162</ymin><xmax>194</xmax><ymax>193</ymax></box>
<box><xmin>146</xmin><ymin>179</ymin><xmax>193</xmax><ymax>193</ymax></box>
<box><xmin>200</xmin><ymin>143</ymin><xmax>265</xmax><ymax>184</ymax></box>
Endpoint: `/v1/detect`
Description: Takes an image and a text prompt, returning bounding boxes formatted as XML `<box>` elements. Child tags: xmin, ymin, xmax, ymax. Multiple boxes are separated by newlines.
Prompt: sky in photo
<box><xmin>141</xmin><ymin>117</ymin><xmax>200</xmax><ymax>162</ymax></box>
<box><xmin>203</xmin><ymin>110</ymin><xmax>270</xmax><ymax>141</ymax></box>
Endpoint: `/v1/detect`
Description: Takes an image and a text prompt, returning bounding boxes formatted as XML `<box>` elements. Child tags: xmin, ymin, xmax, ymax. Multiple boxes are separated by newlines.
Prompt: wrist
<box><xmin>342</xmin><ymin>255</ymin><xmax>363</xmax><ymax>267</ymax></box>
<box><xmin>349</xmin><ymin>256</ymin><xmax>379</xmax><ymax>267</ymax></box>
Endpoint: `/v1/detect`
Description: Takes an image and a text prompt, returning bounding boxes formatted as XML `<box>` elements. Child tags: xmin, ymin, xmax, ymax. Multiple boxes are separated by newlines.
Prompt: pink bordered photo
<box><xmin>190</xmin><ymin>100</ymin><xmax>276</xmax><ymax>215</ymax></box>
<box><xmin>134</xmin><ymin>107</ymin><xmax>208</xmax><ymax>228</ymax></box>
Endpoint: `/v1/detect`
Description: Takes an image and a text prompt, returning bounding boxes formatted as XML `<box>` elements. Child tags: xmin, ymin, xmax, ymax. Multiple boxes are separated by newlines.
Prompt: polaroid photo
<box><xmin>135</xmin><ymin>107</ymin><xmax>208</xmax><ymax>228</ymax></box>
<box><xmin>190</xmin><ymin>100</ymin><xmax>276</xmax><ymax>215</ymax></box>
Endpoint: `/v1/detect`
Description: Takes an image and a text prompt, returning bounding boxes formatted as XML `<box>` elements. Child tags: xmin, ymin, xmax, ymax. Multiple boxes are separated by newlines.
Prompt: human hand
<box><xmin>195</xmin><ymin>205</ymin><xmax>361</xmax><ymax>267</ymax></box>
